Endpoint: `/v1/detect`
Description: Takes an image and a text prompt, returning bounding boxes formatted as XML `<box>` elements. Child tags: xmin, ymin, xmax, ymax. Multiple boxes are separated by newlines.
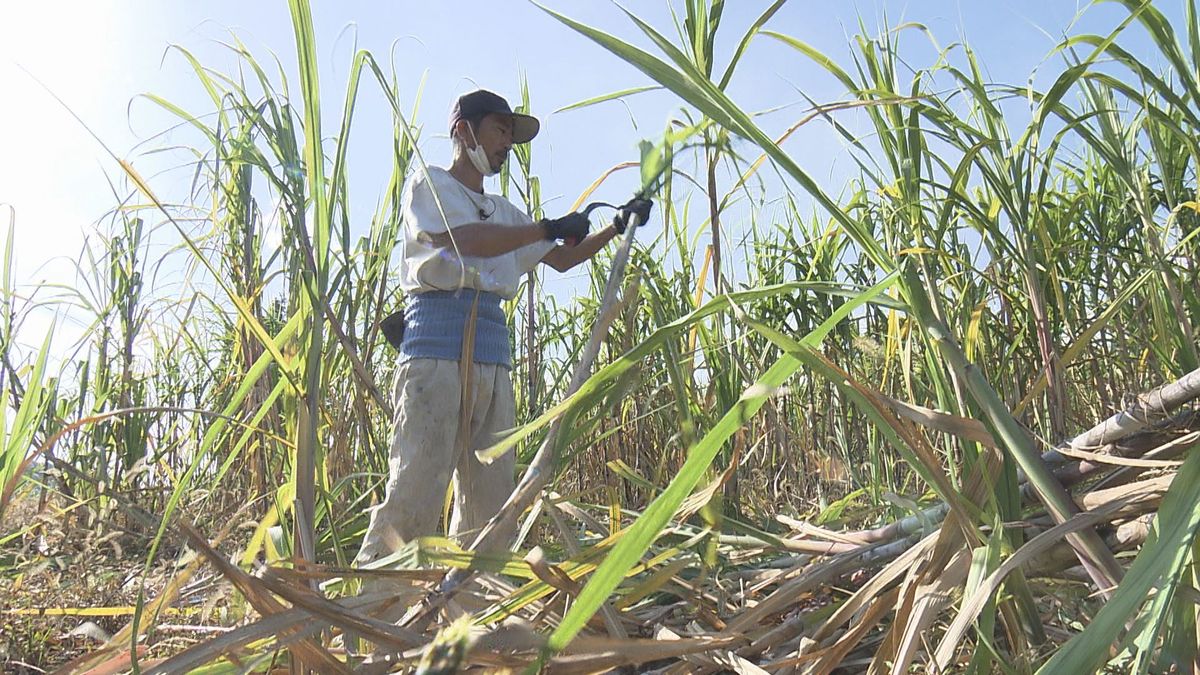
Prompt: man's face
<box><xmin>469</xmin><ymin>113</ymin><xmax>514</xmax><ymax>172</ymax></box>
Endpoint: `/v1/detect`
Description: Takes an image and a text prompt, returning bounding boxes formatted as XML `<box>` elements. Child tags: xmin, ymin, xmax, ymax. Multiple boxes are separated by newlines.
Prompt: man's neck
<box><xmin>449</xmin><ymin>156</ymin><xmax>485</xmax><ymax>193</ymax></box>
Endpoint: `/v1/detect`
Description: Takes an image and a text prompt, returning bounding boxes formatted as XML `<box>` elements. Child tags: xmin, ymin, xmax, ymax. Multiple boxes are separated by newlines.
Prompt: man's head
<box><xmin>449</xmin><ymin>90</ymin><xmax>539</xmax><ymax>176</ymax></box>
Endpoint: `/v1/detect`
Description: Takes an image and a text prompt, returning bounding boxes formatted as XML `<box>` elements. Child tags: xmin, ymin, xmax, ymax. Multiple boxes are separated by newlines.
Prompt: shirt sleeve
<box><xmin>402</xmin><ymin>172</ymin><xmax>452</xmax><ymax>235</ymax></box>
<box><xmin>515</xmin><ymin>238</ymin><xmax>557</xmax><ymax>274</ymax></box>
<box><xmin>512</xmin><ymin>205</ymin><xmax>556</xmax><ymax>273</ymax></box>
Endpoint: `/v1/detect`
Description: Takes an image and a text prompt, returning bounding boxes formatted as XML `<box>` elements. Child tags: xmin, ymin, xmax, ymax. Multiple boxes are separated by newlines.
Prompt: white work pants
<box><xmin>356</xmin><ymin>358</ymin><xmax>517</xmax><ymax>566</ymax></box>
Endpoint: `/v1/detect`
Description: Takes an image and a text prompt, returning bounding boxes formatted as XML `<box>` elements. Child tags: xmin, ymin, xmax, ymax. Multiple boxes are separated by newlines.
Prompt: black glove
<box><xmin>541</xmin><ymin>212</ymin><xmax>590</xmax><ymax>245</ymax></box>
<box><xmin>614</xmin><ymin>197</ymin><xmax>653</xmax><ymax>234</ymax></box>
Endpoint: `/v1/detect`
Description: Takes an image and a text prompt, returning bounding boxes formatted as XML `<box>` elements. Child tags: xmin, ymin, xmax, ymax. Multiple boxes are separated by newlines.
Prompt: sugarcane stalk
<box><xmin>1050</xmin><ymin>365</ymin><xmax>1200</xmax><ymax>459</ymax></box>
<box><xmin>844</xmin><ymin>390</ymin><xmax>1200</xmax><ymax>549</ymax></box>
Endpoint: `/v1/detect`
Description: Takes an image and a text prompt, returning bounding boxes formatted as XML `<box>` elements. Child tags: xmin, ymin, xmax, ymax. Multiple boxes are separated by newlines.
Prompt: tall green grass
<box><xmin>3</xmin><ymin>0</ymin><xmax>1200</xmax><ymax>671</ymax></box>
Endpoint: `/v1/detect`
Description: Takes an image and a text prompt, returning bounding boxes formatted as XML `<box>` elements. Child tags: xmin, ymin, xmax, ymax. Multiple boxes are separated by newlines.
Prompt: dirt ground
<box><xmin>0</xmin><ymin>492</ymin><xmax>227</xmax><ymax>673</ymax></box>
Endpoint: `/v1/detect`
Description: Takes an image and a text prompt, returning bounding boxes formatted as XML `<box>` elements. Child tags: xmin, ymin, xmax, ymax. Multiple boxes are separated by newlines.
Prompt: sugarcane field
<box><xmin>6</xmin><ymin>0</ymin><xmax>1200</xmax><ymax>672</ymax></box>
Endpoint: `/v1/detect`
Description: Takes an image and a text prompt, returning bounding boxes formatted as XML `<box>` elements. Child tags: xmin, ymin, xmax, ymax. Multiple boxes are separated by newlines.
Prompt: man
<box><xmin>356</xmin><ymin>89</ymin><xmax>649</xmax><ymax>573</ymax></box>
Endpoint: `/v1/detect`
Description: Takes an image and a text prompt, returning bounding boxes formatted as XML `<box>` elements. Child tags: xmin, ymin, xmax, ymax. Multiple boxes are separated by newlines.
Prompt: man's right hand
<box><xmin>541</xmin><ymin>212</ymin><xmax>590</xmax><ymax>245</ymax></box>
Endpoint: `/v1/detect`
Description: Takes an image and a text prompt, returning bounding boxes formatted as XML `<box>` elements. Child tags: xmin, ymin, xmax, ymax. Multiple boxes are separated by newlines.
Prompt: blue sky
<box><xmin>0</xmin><ymin>0</ymin><xmax>1182</xmax><ymax>354</ymax></box>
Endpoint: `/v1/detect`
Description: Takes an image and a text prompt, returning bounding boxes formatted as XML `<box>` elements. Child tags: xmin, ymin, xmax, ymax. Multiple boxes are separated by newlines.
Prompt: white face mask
<box><xmin>465</xmin><ymin>125</ymin><xmax>498</xmax><ymax>177</ymax></box>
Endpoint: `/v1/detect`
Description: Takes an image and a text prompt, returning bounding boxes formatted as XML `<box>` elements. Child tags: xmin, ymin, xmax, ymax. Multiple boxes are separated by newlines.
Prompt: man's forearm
<box><xmin>424</xmin><ymin>221</ymin><xmax>547</xmax><ymax>257</ymax></box>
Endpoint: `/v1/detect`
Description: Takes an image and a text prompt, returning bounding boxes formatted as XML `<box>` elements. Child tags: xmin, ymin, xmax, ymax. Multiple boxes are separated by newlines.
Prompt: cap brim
<box><xmin>511</xmin><ymin>113</ymin><xmax>539</xmax><ymax>144</ymax></box>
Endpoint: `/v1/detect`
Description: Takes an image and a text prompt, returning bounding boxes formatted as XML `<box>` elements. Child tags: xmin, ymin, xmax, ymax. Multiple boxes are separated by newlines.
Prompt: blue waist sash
<box><xmin>399</xmin><ymin>290</ymin><xmax>511</xmax><ymax>367</ymax></box>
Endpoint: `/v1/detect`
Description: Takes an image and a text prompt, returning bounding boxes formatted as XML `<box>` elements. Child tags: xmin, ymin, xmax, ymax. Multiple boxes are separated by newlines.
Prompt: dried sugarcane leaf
<box><xmin>885</xmin><ymin>547</ymin><xmax>971</xmax><ymax>675</ymax></box>
<box><xmin>810</xmin><ymin>532</ymin><xmax>937</xmax><ymax>644</ymax></box>
<box><xmin>546</xmin><ymin>634</ymin><xmax>742</xmax><ymax>674</ymax></box>
<box><xmin>791</xmin><ymin>586</ymin><xmax>901</xmax><ymax>675</ymax></box>
<box><xmin>176</xmin><ymin>522</ymin><xmax>349</xmax><ymax>673</ymax></box>
<box><xmin>656</xmin><ymin>627</ymin><xmax>767</xmax><ymax>675</ymax></box>
<box><xmin>878</xmin><ymin>395</ymin><xmax>996</xmax><ymax>448</ymax></box>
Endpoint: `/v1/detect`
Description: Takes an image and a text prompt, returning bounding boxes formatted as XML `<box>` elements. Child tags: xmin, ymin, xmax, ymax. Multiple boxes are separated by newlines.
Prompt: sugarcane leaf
<box><xmin>545</xmin><ymin>272</ymin><xmax>898</xmax><ymax>653</ymax></box>
<box><xmin>554</xmin><ymin>85</ymin><xmax>662</xmax><ymax>113</ymax></box>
